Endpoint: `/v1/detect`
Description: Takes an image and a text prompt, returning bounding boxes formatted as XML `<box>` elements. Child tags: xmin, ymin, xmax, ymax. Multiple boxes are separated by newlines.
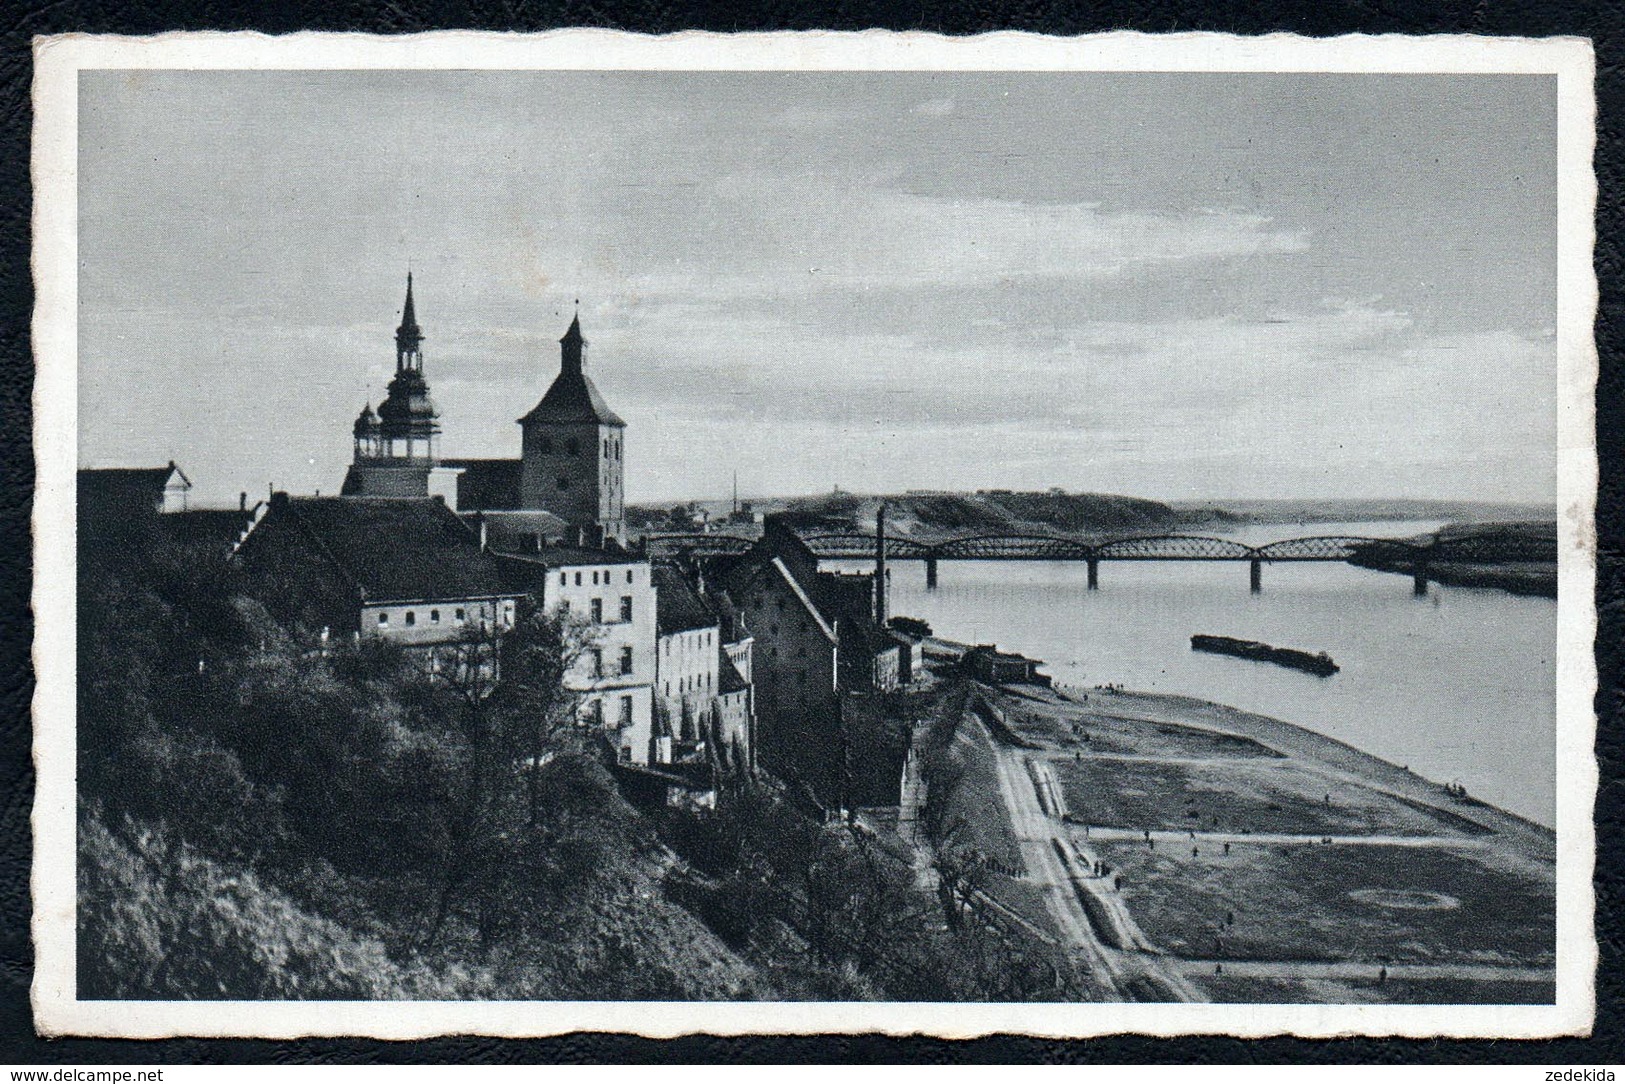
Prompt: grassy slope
<box><xmin>781</xmin><ymin>491</ymin><xmax>1186</xmax><ymax>537</ymax></box>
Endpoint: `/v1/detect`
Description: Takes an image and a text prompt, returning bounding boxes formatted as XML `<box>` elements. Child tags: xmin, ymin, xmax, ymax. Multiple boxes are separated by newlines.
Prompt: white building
<box><xmin>499</xmin><ymin>546</ymin><xmax>657</xmax><ymax>765</ymax></box>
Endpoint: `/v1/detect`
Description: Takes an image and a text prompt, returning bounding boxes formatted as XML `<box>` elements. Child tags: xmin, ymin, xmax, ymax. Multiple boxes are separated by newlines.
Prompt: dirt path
<box><xmin>975</xmin><ymin>709</ymin><xmax>1204</xmax><ymax>1003</ymax></box>
<box><xmin>1174</xmin><ymin>959</ymin><xmax>1553</xmax><ymax>984</ymax></box>
<box><xmin>1078</xmin><ymin>826</ymin><xmax>1495</xmax><ymax>849</ymax></box>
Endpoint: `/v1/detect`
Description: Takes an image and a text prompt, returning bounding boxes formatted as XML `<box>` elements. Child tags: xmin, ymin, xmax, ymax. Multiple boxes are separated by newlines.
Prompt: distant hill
<box><xmin>773</xmin><ymin>490</ymin><xmax>1193</xmax><ymax>538</ymax></box>
<box><xmin>1167</xmin><ymin>498</ymin><xmax>1555</xmax><ymax>525</ymax></box>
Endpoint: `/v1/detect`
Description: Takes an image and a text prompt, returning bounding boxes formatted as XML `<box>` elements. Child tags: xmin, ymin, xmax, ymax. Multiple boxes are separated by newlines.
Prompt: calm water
<box><xmin>833</xmin><ymin>520</ymin><xmax>1557</xmax><ymax>827</ymax></box>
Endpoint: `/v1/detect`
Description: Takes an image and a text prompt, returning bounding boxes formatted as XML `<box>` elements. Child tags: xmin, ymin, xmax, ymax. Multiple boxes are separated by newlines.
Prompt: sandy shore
<box><xmin>1022</xmin><ymin>680</ymin><xmax>1555</xmax><ymax>861</ymax></box>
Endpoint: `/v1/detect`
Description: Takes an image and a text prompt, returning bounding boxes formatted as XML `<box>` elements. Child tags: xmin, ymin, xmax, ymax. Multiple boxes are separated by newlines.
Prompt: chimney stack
<box><xmin>239</xmin><ymin>491</ymin><xmax>247</xmax><ymax>512</ymax></box>
<box><xmin>875</xmin><ymin>502</ymin><xmax>888</xmax><ymax>628</ymax></box>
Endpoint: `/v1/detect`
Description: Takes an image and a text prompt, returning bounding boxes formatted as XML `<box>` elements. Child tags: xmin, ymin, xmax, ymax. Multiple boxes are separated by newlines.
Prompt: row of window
<box><xmin>588</xmin><ymin>646</ymin><xmax>637</xmax><ymax>678</ymax></box>
<box><xmin>374</xmin><ymin>600</ymin><xmax>516</xmax><ymax>630</ymax></box>
<box><xmin>560</xmin><ymin>595</ymin><xmax>636</xmax><ymax>624</ymax></box>
<box><xmin>583</xmin><ymin>694</ymin><xmax>636</xmax><ymax>726</ymax></box>
<box><xmin>562</xmin><ymin>569</ymin><xmax>636</xmax><ymax>587</ymax></box>
<box><xmin>378</xmin><ymin>606</ymin><xmax>465</xmax><ymax>628</ymax></box>
<box><xmin>662</xmin><ymin>671</ymin><xmax>714</xmax><ymax>697</ymax></box>
<box><xmin>534</xmin><ymin>435</ymin><xmax>623</xmax><ymax>461</ymax></box>
<box><xmin>661</xmin><ymin>629</ymin><xmax>714</xmax><ymax>654</ymax></box>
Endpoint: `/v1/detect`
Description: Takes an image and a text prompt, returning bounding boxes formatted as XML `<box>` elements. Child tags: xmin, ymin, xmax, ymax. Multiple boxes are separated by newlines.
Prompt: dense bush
<box><xmin>75</xmin><ymin>530</ymin><xmax>768</xmax><ymax>1000</ymax></box>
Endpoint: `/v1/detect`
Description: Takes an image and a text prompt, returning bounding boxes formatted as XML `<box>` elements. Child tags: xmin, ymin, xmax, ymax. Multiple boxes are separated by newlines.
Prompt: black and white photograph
<box><xmin>29</xmin><ymin>31</ymin><xmax>1597</xmax><ymax>1039</ymax></box>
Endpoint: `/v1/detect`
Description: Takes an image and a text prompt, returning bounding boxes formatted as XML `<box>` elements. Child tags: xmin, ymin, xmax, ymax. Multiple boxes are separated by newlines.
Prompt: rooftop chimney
<box><xmin>875</xmin><ymin>502</ymin><xmax>888</xmax><ymax>627</ymax></box>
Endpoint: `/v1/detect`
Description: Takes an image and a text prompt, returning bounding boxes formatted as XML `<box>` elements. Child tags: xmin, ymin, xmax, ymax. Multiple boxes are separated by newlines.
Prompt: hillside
<box><xmin>77</xmin><ymin>521</ymin><xmax>1076</xmax><ymax>1003</ymax></box>
<box><xmin>1168</xmin><ymin>497</ymin><xmax>1555</xmax><ymax>525</ymax></box>
<box><xmin>763</xmin><ymin>490</ymin><xmax>1198</xmax><ymax>537</ymax></box>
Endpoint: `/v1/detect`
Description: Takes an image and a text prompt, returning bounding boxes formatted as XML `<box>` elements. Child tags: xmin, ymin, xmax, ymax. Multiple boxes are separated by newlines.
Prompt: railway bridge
<box><xmin>645</xmin><ymin>529</ymin><xmax>1554</xmax><ymax>595</ymax></box>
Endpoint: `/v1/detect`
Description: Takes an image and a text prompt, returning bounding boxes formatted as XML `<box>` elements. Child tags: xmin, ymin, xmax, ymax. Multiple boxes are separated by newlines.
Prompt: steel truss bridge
<box><xmin>646</xmin><ymin>530</ymin><xmax>1555</xmax><ymax>593</ymax></box>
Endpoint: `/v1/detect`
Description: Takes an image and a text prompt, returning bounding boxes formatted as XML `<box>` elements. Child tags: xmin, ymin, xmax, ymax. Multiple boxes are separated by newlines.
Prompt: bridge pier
<box><xmin>1087</xmin><ymin>558</ymin><xmax>1099</xmax><ymax>590</ymax></box>
<box><xmin>925</xmin><ymin>557</ymin><xmax>939</xmax><ymax>589</ymax></box>
<box><xmin>1413</xmin><ymin>562</ymin><xmax>1429</xmax><ymax>597</ymax></box>
<box><xmin>1249</xmin><ymin>559</ymin><xmax>1262</xmax><ymax>593</ymax></box>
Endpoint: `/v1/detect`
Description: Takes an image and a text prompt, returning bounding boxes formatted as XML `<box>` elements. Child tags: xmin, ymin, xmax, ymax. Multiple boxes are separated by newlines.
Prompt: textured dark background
<box><xmin>0</xmin><ymin>0</ymin><xmax>1617</xmax><ymax>1065</ymax></box>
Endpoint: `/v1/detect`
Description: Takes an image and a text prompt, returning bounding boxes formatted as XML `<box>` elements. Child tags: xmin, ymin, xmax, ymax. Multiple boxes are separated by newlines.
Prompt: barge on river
<box><xmin>1190</xmin><ymin>634</ymin><xmax>1339</xmax><ymax>677</ymax></box>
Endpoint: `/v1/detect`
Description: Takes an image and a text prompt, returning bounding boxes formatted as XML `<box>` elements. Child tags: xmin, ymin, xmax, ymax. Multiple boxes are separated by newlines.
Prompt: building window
<box><xmin>626</xmin><ymin>569</ymin><xmax>634</xmax><ymax>584</ymax></box>
<box><xmin>501</xmin><ymin>600</ymin><xmax>515</xmax><ymax>625</ymax></box>
<box><xmin>620</xmin><ymin>595</ymin><xmax>633</xmax><ymax>622</ymax></box>
<box><xmin>619</xmin><ymin>694</ymin><xmax>633</xmax><ymax>724</ymax></box>
<box><xmin>575</xmin><ymin>571</ymin><xmax>582</xmax><ymax>586</ymax></box>
<box><xmin>590</xmin><ymin>598</ymin><xmax>603</xmax><ymax>623</ymax></box>
<box><xmin>559</xmin><ymin>598</ymin><xmax>570</xmax><ymax>614</ymax></box>
<box><xmin>557</xmin><ymin>476</ymin><xmax>570</xmax><ymax>490</ymax></box>
<box><xmin>455</xmin><ymin>608</ymin><xmax>466</xmax><ymax>622</ymax></box>
<box><xmin>377</xmin><ymin>612</ymin><xmax>389</xmax><ymax>627</ymax></box>
<box><xmin>559</xmin><ymin>572</ymin><xmax>567</xmax><ymax>586</ymax></box>
<box><xmin>404</xmin><ymin>612</ymin><xmax>416</xmax><ymax>627</ymax></box>
<box><xmin>588</xmin><ymin>699</ymin><xmax>604</xmax><ymax>727</ymax></box>
<box><xmin>566</xmin><ymin>438</ymin><xmax>579</xmax><ymax>456</ymax></box>
<box><xmin>620</xmin><ymin>646</ymin><xmax>634</xmax><ymax>675</ymax></box>
<box><xmin>603</xmin><ymin>438</ymin><xmax>611</xmax><ymax>458</ymax></box>
<box><xmin>591</xmin><ymin>649</ymin><xmax>604</xmax><ymax>678</ymax></box>
<box><xmin>619</xmin><ymin>745</ymin><xmax>632</xmax><ymax>762</ymax></box>
<box><xmin>430</xmin><ymin>610</ymin><xmax>440</xmax><ymax>624</ymax></box>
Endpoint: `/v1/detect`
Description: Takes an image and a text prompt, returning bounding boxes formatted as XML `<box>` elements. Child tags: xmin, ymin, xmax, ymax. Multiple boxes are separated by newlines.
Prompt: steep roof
<box><xmin>164</xmin><ymin>508</ymin><xmax>256</xmax><ymax>549</ymax></box>
<box><xmin>654</xmin><ymin>566</ymin><xmax>717</xmax><ymax>636</ymax></box>
<box><xmin>78</xmin><ymin>463</ymin><xmax>190</xmax><ymax>504</ymax></box>
<box><xmin>718</xmin><ymin>651</ymin><xmax>749</xmax><ymax>694</ymax></box>
<box><xmin>518</xmin><ymin>368</ymin><xmax>627</xmax><ymax>427</ymax></box>
<box><xmin>264</xmin><ymin>496</ymin><xmax>513</xmax><ymax>603</ymax></box>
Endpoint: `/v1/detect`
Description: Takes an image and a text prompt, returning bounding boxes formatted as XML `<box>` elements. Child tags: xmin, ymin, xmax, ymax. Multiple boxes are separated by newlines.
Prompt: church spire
<box><xmin>395</xmin><ymin>273</ymin><xmax>424</xmax><ymax>372</ymax></box>
<box><xmin>560</xmin><ymin>304</ymin><xmax>585</xmax><ymax>376</ymax></box>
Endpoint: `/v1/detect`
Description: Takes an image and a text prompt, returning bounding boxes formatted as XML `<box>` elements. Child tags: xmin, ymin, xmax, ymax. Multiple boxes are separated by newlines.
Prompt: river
<box><xmin>831</xmin><ymin>520</ymin><xmax>1557</xmax><ymax>827</ymax></box>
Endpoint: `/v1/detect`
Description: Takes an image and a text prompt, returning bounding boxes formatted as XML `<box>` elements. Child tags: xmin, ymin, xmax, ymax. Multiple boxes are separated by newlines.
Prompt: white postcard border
<box><xmin>30</xmin><ymin>29</ymin><xmax>1599</xmax><ymax>1040</ymax></box>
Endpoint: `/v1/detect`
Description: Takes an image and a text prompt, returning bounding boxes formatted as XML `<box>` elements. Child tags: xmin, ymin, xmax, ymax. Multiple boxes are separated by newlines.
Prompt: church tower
<box><xmin>519</xmin><ymin>311</ymin><xmax>627</xmax><ymax>543</ymax></box>
<box><xmin>342</xmin><ymin>275</ymin><xmax>441</xmax><ymax>497</ymax></box>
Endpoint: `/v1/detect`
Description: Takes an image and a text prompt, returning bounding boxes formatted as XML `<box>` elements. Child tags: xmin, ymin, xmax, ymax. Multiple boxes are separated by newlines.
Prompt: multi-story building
<box><xmin>717</xmin><ymin>515</ymin><xmax>900</xmax><ymax>806</ymax></box>
<box><xmin>653</xmin><ymin>565</ymin><xmax>720</xmax><ymax>749</ymax></box>
<box><xmin>232</xmin><ymin>493</ymin><xmax>521</xmax><ymax>647</ymax></box>
<box><xmin>497</xmin><ymin>547</ymin><xmax>656</xmax><ymax>765</ymax></box>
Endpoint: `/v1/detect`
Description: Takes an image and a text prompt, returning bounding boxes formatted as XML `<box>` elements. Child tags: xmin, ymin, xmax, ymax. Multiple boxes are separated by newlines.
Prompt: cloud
<box><xmin>615</xmin><ymin>190</ymin><xmax>1311</xmax><ymax>303</ymax></box>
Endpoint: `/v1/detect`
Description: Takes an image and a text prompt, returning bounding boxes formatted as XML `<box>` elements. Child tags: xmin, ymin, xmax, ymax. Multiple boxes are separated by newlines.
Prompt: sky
<box><xmin>77</xmin><ymin>70</ymin><xmax>1559</xmax><ymax>508</ymax></box>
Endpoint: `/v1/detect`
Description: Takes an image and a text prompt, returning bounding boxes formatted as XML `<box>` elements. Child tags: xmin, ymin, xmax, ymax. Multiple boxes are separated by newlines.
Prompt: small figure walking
<box><xmin>1215</xmin><ymin>963</ymin><xmax>1223</xmax><ymax>976</ymax></box>
<box><xmin>1223</xmin><ymin>841</ymin><xmax>1231</xmax><ymax>855</ymax></box>
<box><xmin>1378</xmin><ymin>966</ymin><xmax>1388</xmax><ymax>985</ymax></box>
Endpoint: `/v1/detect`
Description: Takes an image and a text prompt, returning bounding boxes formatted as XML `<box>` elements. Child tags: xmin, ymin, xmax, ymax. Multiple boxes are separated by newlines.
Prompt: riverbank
<box><xmin>1348</xmin><ymin>521</ymin><xmax>1559</xmax><ymax>599</ymax></box>
<box><xmin>945</xmin><ymin>676</ymin><xmax>1555</xmax><ymax>1004</ymax></box>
